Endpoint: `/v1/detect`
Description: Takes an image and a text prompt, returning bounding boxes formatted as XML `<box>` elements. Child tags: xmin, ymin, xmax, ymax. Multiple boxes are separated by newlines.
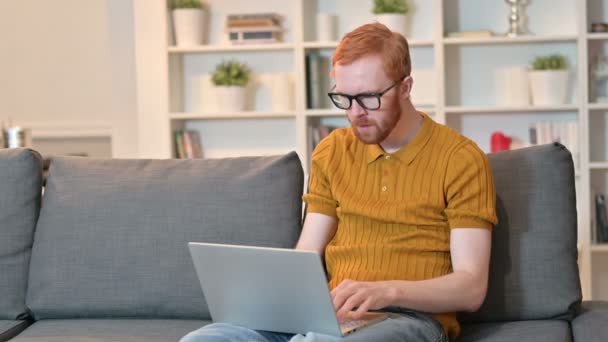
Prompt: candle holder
<box><xmin>505</xmin><ymin>0</ymin><xmax>529</xmax><ymax>37</ymax></box>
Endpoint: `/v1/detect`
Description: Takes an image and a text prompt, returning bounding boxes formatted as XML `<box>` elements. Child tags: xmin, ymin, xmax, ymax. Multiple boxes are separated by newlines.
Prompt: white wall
<box><xmin>0</xmin><ymin>0</ymin><xmax>138</xmax><ymax>158</ymax></box>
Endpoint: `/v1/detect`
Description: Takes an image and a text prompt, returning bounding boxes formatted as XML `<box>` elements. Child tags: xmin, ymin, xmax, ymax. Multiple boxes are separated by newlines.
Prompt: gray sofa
<box><xmin>0</xmin><ymin>143</ymin><xmax>606</xmax><ymax>342</ymax></box>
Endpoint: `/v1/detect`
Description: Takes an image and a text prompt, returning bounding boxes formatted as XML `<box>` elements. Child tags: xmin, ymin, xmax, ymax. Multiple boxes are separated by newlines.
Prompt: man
<box><xmin>181</xmin><ymin>22</ymin><xmax>497</xmax><ymax>342</ymax></box>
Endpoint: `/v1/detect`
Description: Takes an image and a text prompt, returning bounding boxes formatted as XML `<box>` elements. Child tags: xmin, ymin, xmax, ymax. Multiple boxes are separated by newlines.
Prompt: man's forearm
<box><xmin>385</xmin><ymin>270</ymin><xmax>487</xmax><ymax>313</ymax></box>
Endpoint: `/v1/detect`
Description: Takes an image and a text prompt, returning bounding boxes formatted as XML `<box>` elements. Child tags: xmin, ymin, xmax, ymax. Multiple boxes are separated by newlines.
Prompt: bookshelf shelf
<box><xmin>169</xmin><ymin>112</ymin><xmax>296</xmax><ymax>120</ymax></box>
<box><xmin>302</xmin><ymin>39</ymin><xmax>434</xmax><ymax>49</ymax></box>
<box><xmin>587</xmin><ymin>33</ymin><xmax>608</xmax><ymax>40</ymax></box>
<box><xmin>590</xmin><ymin>162</ymin><xmax>608</xmax><ymax>170</ymax></box>
<box><xmin>588</xmin><ymin>103</ymin><xmax>608</xmax><ymax>110</ymax></box>
<box><xmin>167</xmin><ymin>43</ymin><xmax>295</xmax><ymax>53</ymax></box>
<box><xmin>445</xmin><ymin>105</ymin><xmax>579</xmax><ymax>114</ymax></box>
<box><xmin>442</xmin><ymin>35</ymin><xmax>577</xmax><ymax>46</ymax></box>
<box><xmin>591</xmin><ymin>244</ymin><xmax>608</xmax><ymax>252</ymax></box>
<box><xmin>305</xmin><ymin>109</ymin><xmax>344</xmax><ymax>117</ymax></box>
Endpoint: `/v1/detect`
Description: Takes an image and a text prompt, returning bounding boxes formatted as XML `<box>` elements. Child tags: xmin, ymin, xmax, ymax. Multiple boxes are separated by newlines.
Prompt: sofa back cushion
<box><xmin>26</xmin><ymin>152</ymin><xmax>304</xmax><ymax>320</ymax></box>
<box><xmin>461</xmin><ymin>143</ymin><xmax>582</xmax><ymax>323</ymax></box>
<box><xmin>0</xmin><ymin>148</ymin><xmax>42</xmax><ymax>319</ymax></box>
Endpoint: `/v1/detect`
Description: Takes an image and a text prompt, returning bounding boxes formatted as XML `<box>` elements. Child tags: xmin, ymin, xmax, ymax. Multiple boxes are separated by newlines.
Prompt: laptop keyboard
<box><xmin>340</xmin><ymin>319</ymin><xmax>366</xmax><ymax>330</ymax></box>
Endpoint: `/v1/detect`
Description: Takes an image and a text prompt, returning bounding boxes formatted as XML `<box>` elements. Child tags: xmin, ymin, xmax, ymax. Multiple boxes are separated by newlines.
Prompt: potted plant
<box><xmin>372</xmin><ymin>0</ymin><xmax>409</xmax><ymax>33</ymax></box>
<box><xmin>212</xmin><ymin>60</ymin><xmax>251</xmax><ymax>112</ymax></box>
<box><xmin>171</xmin><ymin>0</ymin><xmax>206</xmax><ymax>46</ymax></box>
<box><xmin>528</xmin><ymin>55</ymin><xmax>569</xmax><ymax>105</ymax></box>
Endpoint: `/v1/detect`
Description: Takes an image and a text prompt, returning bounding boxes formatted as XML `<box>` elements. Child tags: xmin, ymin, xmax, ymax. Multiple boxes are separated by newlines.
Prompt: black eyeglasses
<box><xmin>327</xmin><ymin>76</ymin><xmax>405</xmax><ymax>110</ymax></box>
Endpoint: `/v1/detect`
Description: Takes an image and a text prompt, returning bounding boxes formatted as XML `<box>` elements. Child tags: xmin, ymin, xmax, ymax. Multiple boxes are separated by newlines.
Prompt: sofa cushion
<box><xmin>26</xmin><ymin>152</ymin><xmax>304</xmax><ymax>320</ymax></box>
<box><xmin>461</xmin><ymin>143</ymin><xmax>581</xmax><ymax>323</ymax></box>
<box><xmin>7</xmin><ymin>319</ymin><xmax>209</xmax><ymax>342</ymax></box>
<box><xmin>458</xmin><ymin>320</ymin><xmax>571</xmax><ymax>342</ymax></box>
<box><xmin>571</xmin><ymin>301</ymin><xmax>608</xmax><ymax>342</ymax></box>
<box><xmin>0</xmin><ymin>320</ymin><xmax>32</xmax><ymax>342</ymax></box>
<box><xmin>0</xmin><ymin>148</ymin><xmax>42</xmax><ymax>320</ymax></box>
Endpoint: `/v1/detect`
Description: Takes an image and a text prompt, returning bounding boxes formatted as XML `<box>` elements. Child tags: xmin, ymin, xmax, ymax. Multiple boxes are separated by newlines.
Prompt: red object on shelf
<box><xmin>491</xmin><ymin>132</ymin><xmax>512</xmax><ymax>152</ymax></box>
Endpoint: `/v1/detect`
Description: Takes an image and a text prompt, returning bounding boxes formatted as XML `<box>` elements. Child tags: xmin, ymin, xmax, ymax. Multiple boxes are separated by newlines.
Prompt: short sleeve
<box><xmin>302</xmin><ymin>135</ymin><xmax>338</xmax><ymax>218</ymax></box>
<box><xmin>444</xmin><ymin>142</ymin><xmax>498</xmax><ymax>229</ymax></box>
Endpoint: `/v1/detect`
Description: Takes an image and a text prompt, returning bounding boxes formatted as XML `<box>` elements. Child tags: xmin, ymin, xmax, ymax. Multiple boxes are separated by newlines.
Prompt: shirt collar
<box><xmin>365</xmin><ymin>111</ymin><xmax>434</xmax><ymax>165</ymax></box>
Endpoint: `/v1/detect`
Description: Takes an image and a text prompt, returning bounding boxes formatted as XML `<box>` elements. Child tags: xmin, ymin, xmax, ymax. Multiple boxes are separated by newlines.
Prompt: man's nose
<box><xmin>348</xmin><ymin>99</ymin><xmax>367</xmax><ymax>118</ymax></box>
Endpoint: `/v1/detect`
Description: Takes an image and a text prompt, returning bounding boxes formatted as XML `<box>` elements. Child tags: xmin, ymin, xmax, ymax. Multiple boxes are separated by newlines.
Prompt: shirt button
<box><xmin>385</xmin><ymin>155</ymin><xmax>391</xmax><ymax>160</ymax></box>
<box><xmin>382</xmin><ymin>185</ymin><xmax>388</xmax><ymax>192</ymax></box>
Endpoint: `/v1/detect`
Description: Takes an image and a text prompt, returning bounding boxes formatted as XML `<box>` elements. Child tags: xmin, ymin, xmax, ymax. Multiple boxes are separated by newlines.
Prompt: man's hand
<box><xmin>330</xmin><ymin>279</ymin><xmax>397</xmax><ymax>322</ymax></box>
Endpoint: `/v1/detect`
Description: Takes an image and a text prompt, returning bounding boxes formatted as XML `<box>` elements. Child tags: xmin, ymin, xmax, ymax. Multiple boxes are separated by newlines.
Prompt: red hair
<box><xmin>332</xmin><ymin>22</ymin><xmax>411</xmax><ymax>81</ymax></box>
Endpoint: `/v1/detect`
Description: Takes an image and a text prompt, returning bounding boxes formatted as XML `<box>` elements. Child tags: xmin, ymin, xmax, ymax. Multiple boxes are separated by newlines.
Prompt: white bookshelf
<box><xmin>444</xmin><ymin>105</ymin><xmax>579</xmax><ymax>114</ymax></box>
<box><xmin>169</xmin><ymin>111</ymin><xmax>296</xmax><ymax>120</ymax></box>
<box><xmin>168</xmin><ymin>43</ymin><xmax>296</xmax><ymax>53</ymax></box>
<box><xmin>442</xmin><ymin>35</ymin><xmax>578</xmax><ymax>45</ymax></box>
<box><xmin>133</xmin><ymin>0</ymin><xmax>608</xmax><ymax>301</ymax></box>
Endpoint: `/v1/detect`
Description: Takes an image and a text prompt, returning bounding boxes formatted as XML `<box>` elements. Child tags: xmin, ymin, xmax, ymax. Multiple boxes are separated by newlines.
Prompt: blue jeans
<box><xmin>179</xmin><ymin>308</ymin><xmax>448</xmax><ymax>342</ymax></box>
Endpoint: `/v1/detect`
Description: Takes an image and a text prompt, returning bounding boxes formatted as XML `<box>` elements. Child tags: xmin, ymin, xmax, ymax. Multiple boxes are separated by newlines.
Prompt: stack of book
<box><xmin>226</xmin><ymin>13</ymin><xmax>284</xmax><ymax>45</ymax></box>
<box><xmin>174</xmin><ymin>130</ymin><xmax>203</xmax><ymax>159</ymax></box>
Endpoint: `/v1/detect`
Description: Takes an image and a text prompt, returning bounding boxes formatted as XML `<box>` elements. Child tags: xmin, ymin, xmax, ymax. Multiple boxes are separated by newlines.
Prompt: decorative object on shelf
<box><xmin>528</xmin><ymin>55</ymin><xmax>569</xmax><ymax>105</ymax></box>
<box><xmin>494</xmin><ymin>66</ymin><xmax>530</xmax><ymax>106</ymax></box>
<box><xmin>490</xmin><ymin>132</ymin><xmax>512</xmax><ymax>152</ymax></box>
<box><xmin>590</xmin><ymin>23</ymin><xmax>608</xmax><ymax>33</ymax></box>
<box><xmin>2</xmin><ymin>124</ymin><xmax>32</xmax><ymax>148</ymax></box>
<box><xmin>212</xmin><ymin>60</ymin><xmax>251</xmax><ymax>112</ymax></box>
<box><xmin>590</xmin><ymin>54</ymin><xmax>608</xmax><ymax>103</ymax></box>
<box><xmin>191</xmin><ymin>74</ymin><xmax>218</xmax><ymax>113</ymax></box>
<box><xmin>504</xmin><ymin>0</ymin><xmax>529</xmax><ymax>37</ymax></box>
<box><xmin>270</xmin><ymin>73</ymin><xmax>293</xmax><ymax>112</ymax></box>
<box><xmin>171</xmin><ymin>0</ymin><xmax>207</xmax><ymax>46</ymax></box>
<box><xmin>372</xmin><ymin>0</ymin><xmax>408</xmax><ymax>34</ymax></box>
<box><xmin>226</xmin><ymin>13</ymin><xmax>284</xmax><ymax>45</ymax></box>
<box><xmin>316</xmin><ymin>13</ymin><xmax>337</xmax><ymax>42</ymax></box>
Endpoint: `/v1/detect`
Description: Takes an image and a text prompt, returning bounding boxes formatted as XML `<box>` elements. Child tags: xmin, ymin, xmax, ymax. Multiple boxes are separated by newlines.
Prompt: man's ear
<box><xmin>400</xmin><ymin>76</ymin><xmax>413</xmax><ymax>98</ymax></box>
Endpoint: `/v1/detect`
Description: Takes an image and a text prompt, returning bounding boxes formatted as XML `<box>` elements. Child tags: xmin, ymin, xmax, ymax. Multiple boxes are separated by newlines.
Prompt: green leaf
<box><xmin>373</xmin><ymin>0</ymin><xmax>409</xmax><ymax>15</ymax></box>
<box><xmin>211</xmin><ymin>60</ymin><xmax>251</xmax><ymax>87</ymax></box>
<box><xmin>171</xmin><ymin>0</ymin><xmax>203</xmax><ymax>9</ymax></box>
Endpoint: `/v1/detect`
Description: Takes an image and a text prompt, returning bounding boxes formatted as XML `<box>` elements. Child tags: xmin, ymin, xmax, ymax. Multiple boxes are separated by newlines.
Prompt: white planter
<box><xmin>374</xmin><ymin>14</ymin><xmax>407</xmax><ymax>34</ymax></box>
<box><xmin>215</xmin><ymin>86</ymin><xmax>247</xmax><ymax>113</ymax></box>
<box><xmin>529</xmin><ymin>70</ymin><xmax>569</xmax><ymax>105</ymax></box>
<box><xmin>172</xmin><ymin>8</ymin><xmax>205</xmax><ymax>46</ymax></box>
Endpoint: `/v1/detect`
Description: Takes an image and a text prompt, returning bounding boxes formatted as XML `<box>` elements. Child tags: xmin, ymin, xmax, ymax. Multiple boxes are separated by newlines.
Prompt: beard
<box><xmin>349</xmin><ymin>101</ymin><xmax>401</xmax><ymax>145</ymax></box>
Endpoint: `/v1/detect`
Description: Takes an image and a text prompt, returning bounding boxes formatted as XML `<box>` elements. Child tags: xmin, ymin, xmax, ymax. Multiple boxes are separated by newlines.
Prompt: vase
<box><xmin>215</xmin><ymin>86</ymin><xmax>247</xmax><ymax>113</ymax></box>
<box><xmin>529</xmin><ymin>70</ymin><xmax>569</xmax><ymax>105</ymax></box>
<box><xmin>374</xmin><ymin>14</ymin><xmax>407</xmax><ymax>34</ymax></box>
<box><xmin>172</xmin><ymin>8</ymin><xmax>205</xmax><ymax>46</ymax></box>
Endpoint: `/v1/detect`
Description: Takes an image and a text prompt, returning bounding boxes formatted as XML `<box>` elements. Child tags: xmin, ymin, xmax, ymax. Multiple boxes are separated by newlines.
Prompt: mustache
<box><xmin>352</xmin><ymin>118</ymin><xmax>375</xmax><ymax>126</ymax></box>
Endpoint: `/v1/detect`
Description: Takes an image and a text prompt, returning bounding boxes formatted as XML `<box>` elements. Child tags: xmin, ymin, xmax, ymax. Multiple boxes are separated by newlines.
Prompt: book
<box><xmin>306</xmin><ymin>53</ymin><xmax>331</xmax><ymax>109</ymax></box>
<box><xmin>174</xmin><ymin>131</ymin><xmax>184</xmax><ymax>159</ymax></box>
<box><xmin>595</xmin><ymin>193</ymin><xmax>608</xmax><ymax>243</ymax></box>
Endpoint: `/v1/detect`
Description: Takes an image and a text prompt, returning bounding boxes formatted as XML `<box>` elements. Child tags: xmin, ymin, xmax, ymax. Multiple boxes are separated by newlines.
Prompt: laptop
<box><xmin>188</xmin><ymin>242</ymin><xmax>388</xmax><ymax>337</ymax></box>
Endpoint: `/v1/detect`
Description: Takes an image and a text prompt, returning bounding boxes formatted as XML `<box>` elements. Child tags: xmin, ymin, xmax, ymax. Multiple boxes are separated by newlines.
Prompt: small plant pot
<box><xmin>172</xmin><ymin>8</ymin><xmax>205</xmax><ymax>46</ymax></box>
<box><xmin>529</xmin><ymin>70</ymin><xmax>569</xmax><ymax>105</ymax></box>
<box><xmin>374</xmin><ymin>14</ymin><xmax>407</xmax><ymax>34</ymax></box>
<box><xmin>215</xmin><ymin>86</ymin><xmax>247</xmax><ymax>112</ymax></box>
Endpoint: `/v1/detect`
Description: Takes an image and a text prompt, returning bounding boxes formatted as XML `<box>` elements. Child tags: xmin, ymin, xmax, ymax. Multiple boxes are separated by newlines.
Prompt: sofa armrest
<box><xmin>572</xmin><ymin>301</ymin><xmax>608</xmax><ymax>342</ymax></box>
